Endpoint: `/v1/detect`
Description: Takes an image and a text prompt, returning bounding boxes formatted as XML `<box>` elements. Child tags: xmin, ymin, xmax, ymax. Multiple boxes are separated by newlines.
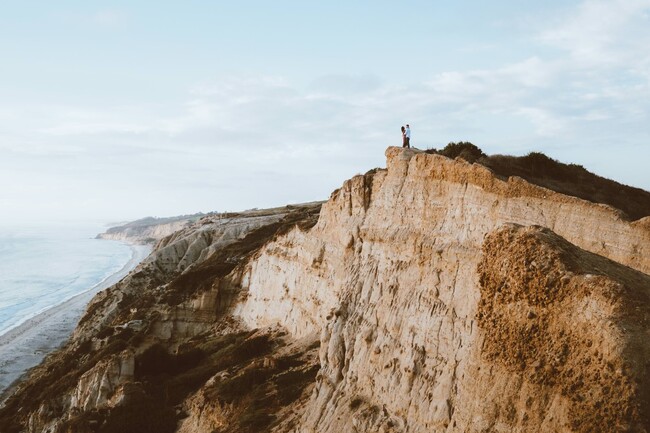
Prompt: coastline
<box><xmin>0</xmin><ymin>243</ymin><xmax>151</xmax><ymax>399</ymax></box>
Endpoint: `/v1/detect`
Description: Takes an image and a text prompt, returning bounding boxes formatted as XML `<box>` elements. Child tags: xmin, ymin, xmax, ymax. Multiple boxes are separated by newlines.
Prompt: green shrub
<box><xmin>427</xmin><ymin>141</ymin><xmax>486</xmax><ymax>163</ymax></box>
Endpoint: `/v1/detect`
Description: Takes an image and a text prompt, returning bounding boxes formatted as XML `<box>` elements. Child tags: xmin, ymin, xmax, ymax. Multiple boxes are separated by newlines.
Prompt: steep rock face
<box><xmin>234</xmin><ymin>148</ymin><xmax>650</xmax><ymax>432</ymax></box>
<box><xmin>0</xmin><ymin>205</ymin><xmax>322</xmax><ymax>433</ymax></box>
<box><xmin>69</xmin><ymin>351</ymin><xmax>135</xmax><ymax>412</ymax></box>
<box><xmin>75</xmin><ymin>210</ymin><xmax>297</xmax><ymax>341</ymax></box>
<box><xmin>476</xmin><ymin>225</ymin><xmax>650</xmax><ymax>432</ymax></box>
<box><xmin>1</xmin><ymin>148</ymin><xmax>649</xmax><ymax>433</ymax></box>
<box><xmin>97</xmin><ymin>219</ymin><xmax>194</xmax><ymax>244</ymax></box>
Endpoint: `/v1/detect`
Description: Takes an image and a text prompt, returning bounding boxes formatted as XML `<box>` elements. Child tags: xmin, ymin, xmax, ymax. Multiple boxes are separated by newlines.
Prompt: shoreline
<box><xmin>0</xmin><ymin>243</ymin><xmax>152</xmax><ymax>399</ymax></box>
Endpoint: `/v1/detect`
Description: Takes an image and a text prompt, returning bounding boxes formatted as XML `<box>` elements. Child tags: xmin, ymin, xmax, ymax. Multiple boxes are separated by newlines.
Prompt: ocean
<box><xmin>0</xmin><ymin>224</ymin><xmax>133</xmax><ymax>338</ymax></box>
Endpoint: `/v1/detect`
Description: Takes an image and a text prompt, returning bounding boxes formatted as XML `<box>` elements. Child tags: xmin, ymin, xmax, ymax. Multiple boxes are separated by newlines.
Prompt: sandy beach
<box><xmin>0</xmin><ymin>243</ymin><xmax>151</xmax><ymax>398</ymax></box>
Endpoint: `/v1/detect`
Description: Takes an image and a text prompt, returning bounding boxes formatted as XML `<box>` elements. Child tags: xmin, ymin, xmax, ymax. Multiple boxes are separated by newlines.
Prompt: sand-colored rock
<box><xmin>476</xmin><ymin>224</ymin><xmax>650</xmax><ymax>433</ymax></box>
<box><xmin>1</xmin><ymin>148</ymin><xmax>648</xmax><ymax>433</ymax></box>
<box><xmin>70</xmin><ymin>351</ymin><xmax>135</xmax><ymax>411</ymax></box>
<box><xmin>233</xmin><ymin>148</ymin><xmax>650</xmax><ymax>432</ymax></box>
<box><xmin>97</xmin><ymin>218</ymin><xmax>195</xmax><ymax>244</ymax></box>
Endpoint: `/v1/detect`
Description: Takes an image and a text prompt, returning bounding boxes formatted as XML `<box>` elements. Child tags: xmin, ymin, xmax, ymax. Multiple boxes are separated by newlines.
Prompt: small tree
<box><xmin>439</xmin><ymin>142</ymin><xmax>486</xmax><ymax>163</ymax></box>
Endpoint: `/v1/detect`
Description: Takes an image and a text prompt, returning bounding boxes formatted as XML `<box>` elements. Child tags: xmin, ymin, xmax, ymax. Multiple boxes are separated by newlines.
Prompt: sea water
<box><xmin>0</xmin><ymin>224</ymin><xmax>133</xmax><ymax>338</ymax></box>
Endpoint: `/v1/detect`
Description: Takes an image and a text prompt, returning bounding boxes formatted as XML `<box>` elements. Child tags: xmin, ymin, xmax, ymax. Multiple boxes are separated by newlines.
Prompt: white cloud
<box><xmin>516</xmin><ymin>107</ymin><xmax>568</xmax><ymax>136</ymax></box>
<box><xmin>417</xmin><ymin>0</ymin><xmax>649</xmax><ymax>157</ymax></box>
<box><xmin>423</xmin><ymin>57</ymin><xmax>561</xmax><ymax>124</ymax></box>
<box><xmin>2</xmin><ymin>0</ymin><xmax>650</xmax><ymax>224</ymax></box>
<box><xmin>539</xmin><ymin>0</ymin><xmax>650</xmax><ymax>67</ymax></box>
<box><xmin>1</xmin><ymin>50</ymin><xmax>644</xmax><ymax>165</ymax></box>
<box><xmin>500</xmin><ymin>57</ymin><xmax>556</xmax><ymax>88</ymax></box>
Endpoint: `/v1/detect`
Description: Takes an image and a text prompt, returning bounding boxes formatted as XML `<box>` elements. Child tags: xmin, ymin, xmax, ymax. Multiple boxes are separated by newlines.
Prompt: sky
<box><xmin>0</xmin><ymin>0</ymin><xmax>649</xmax><ymax>225</ymax></box>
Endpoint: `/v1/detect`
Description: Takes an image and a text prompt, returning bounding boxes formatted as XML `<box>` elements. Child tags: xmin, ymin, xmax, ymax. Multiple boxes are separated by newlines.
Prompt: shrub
<box><xmin>442</xmin><ymin>142</ymin><xmax>486</xmax><ymax>162</ymax></box>
<box><xmin>520</xmin><ymin>151</ymin><xmax>560</xmax><ymax>177</ymax></box>
<box><xmin>427</xmin><ymin>142</ymin><xmax>486</xmax><ymax>163</ymax></box>
<box><xmin>478</xmin><ymin>150</ymin><xmax>650</xmax><ymax>220</ymax></box>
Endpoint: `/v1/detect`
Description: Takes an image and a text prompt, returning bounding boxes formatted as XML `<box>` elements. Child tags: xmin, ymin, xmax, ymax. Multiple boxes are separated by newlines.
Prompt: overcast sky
<box><xmin>1</xmin><ymin>1</ymin><xmax>649</xmax><ymax>225</ymax></box>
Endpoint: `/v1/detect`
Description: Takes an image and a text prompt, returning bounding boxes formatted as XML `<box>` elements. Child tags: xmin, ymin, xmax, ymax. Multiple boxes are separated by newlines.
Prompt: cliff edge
<box><xmin>1</xmin><ymin>147</ymin><xmax>649</xmax><ymax>433</ymax></box>
<box><xmin>97</xmin><ymin>214</ymin><xmax>207</xmax><ymax>244</ymax></box>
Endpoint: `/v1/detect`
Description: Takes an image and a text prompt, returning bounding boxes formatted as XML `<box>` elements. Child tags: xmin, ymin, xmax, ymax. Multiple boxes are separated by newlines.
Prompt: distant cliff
<box><xmin>2</xmin><ymin>147</ymin><xmax>649</xmax><ymax>433</ymax></box>
<box><xmin>97</xmin><ymin>214</ymin><xmax>207</xmax><ymax>244</ymax></box>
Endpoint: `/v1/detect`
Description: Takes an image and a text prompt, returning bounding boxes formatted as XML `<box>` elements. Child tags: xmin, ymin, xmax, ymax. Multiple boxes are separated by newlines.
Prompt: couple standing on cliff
<box><xmin>401</xmin><ymin>124</ymin><xmax>411</xmax><ymax>148</ymax></box>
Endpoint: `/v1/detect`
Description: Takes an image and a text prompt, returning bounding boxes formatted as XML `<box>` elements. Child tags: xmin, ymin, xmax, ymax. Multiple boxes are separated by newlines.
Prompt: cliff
<box><xmin>1</xmin><ymin>147</ymin><xmax>649</xmax><ymax>433</ymax></box>
<box><xmin>97</xmin><ymin>214</ymin><xmax>207</xmax><ymax>244</ymax></box>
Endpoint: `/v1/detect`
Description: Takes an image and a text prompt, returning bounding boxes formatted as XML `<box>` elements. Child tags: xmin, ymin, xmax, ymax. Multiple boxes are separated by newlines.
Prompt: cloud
<box><xmin>516</xmin><ymin>107</ymin><xmax>568</xmax><ymax>136</ymax></box>
<box><xmin>1</xmin><ymin>0</ymin><xmax>649</xmax><ymax>224</ymax></box>
<box><xmin>417</xmin><ymin>0</ymin><xmax>650</xmax><ymax>150</ymax></box>
<box><xmin>424</xmin><ymin>57</ymin><xmax>558</xmax><ymax>115</ymax></box>
<box><xmin>539</xmin><ymin>0</ymin><xmax>650</xmax><ymax>67</ymax></box>
<box><xmin>1</xmin><ymin>52</ymin><xmax>645</xmax><ymax>166</ymax></box>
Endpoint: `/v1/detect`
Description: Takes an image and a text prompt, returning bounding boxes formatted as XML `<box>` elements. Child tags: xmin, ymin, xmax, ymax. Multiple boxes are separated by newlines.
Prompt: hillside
<box><xmin>427</xmin><ymin>142</ymin><xmax>650</xmax><ymax>220</ymax></box>
<box><xmin>1</xmin><ymin>147</ymin><xmax>649</xmax><ymax>433</ymax></box>
<box><xmin>97</xmin><ymin>213</ymin><xmax>208</xmax><ymax>244</ymax></box>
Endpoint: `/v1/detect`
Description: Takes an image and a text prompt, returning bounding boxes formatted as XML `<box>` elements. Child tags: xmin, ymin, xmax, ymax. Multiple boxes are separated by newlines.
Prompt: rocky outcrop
<box><xmin>70</xmin><ymin>351</ymin><xmax>135</xmax><ymax>411</ymax></box>
<box><xmin>228</xmin><ymin>148</ymin><xmax>649</xmax><ymax>432</ymax></box>
<box><xmin>97</xmin><ymin>214</ymin><xmax>205</xmax><ymax>244</ymax></box>
<box><xmin>1</xmin><ymin>148</ymin><xmax>648</xmax><ymax>433</ymax></box>
<box><xmin>0</xmin><ymin>204</ymin><xmax>322</xmax><ymax>433</ymax></box>
<box><xmin>476</xmin><ymin>225</ymin><xmax>650</xmax><ymax>433</ymax></box>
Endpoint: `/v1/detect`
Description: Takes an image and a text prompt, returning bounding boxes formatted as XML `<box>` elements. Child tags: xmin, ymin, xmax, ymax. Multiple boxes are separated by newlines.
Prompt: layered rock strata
<box><xmin>229</xmin><ymin>148</ymin><xmax>649</xmax><ymax>432</ymax></box>
<box><xmin>0</xmin><ymin>205</ymin><xmax>323</xmax><ymax>433</ymax></box>
<box><xmin>97</xmin><ymin>216</ymin><xmax>200</xmax><ymax>244</ymax></box>
<box><xmin>1</xmin><ymin>148</ymin><xmax>648</xmax><ymax>433</ymax></box>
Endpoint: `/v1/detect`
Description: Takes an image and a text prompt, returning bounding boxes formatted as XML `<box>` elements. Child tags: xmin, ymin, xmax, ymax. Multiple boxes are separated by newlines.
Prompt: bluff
<box><xmin>97</xmin><ymin>214</ymin><xmax>208</xmax><ymax>244</ymax></box>
<box><xmin>1</xmin><ymin>147</ymin><xmax>649</xmax><ymax>433</ymax></box>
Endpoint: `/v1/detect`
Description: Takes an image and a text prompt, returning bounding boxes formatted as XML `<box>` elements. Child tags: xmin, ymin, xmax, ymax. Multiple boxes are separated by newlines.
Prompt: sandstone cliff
<box><xmin>97</xmin><ymin>214</ymin><xmax>207</xmax><ymax>244</ymax></box>
<box><xmin>1</xmin><ymin>148</ymin><xmax>649</xmax><ymax>433</ymax></box>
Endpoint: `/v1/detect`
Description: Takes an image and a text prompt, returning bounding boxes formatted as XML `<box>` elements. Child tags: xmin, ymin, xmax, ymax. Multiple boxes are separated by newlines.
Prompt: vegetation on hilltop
<box><xmin>426</xmin><ymin>142</ymin><xmax>650</xmax><ymax>220</ymax></box>
<box><xmin>104</xmin><ymin>213</ymin><xmax>208</xmax><ymax>232</ymax></box>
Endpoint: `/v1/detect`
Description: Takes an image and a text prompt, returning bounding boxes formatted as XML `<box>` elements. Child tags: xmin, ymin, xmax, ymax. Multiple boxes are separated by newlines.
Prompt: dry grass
<box><xmin>427</xmin><ymin>142</ymin><xmax>650</xmax><ymax>220</ymax></box>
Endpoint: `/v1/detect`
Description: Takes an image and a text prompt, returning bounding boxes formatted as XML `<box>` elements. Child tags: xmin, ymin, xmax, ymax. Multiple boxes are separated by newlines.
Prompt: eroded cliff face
<box><xmin>97</xmin><ymin>220</ymin><xmax>190</xmax><ymax>244</ymax></box>
<box><xmin>234</xmin><ymin>148</ymin><xmax>650</xmax><ymax>432</ymax></box>
<box><xmin>1</xmin><ymin>148</ymin><xmax>649</xmax><ymax>433</ymax></box>
<box><xmin>0</xmin><ymin>205</ymin><xmax>323</xmax><ymax>433</ymax></box>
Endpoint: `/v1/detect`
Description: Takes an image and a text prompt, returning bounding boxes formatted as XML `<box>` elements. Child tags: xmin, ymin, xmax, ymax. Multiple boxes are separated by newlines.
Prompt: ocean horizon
<box><xmin>0</xmin><ymin>224</ymin><xmax>133</xmax><ymax>338</ymax></box>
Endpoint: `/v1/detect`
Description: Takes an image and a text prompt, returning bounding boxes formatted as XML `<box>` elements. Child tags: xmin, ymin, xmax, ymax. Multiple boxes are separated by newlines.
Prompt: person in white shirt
<box><xmin>405</xmin><ymin>124</ymin><xmax>411</xmax><ymax>148</ymax></box>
